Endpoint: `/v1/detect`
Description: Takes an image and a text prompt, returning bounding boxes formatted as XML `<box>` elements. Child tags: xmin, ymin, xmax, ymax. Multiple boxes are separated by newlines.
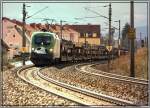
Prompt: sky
<box><xmin>2</xmin><ymin>1</ymin><xmax>148</xmax><ymax>36</ymax></box>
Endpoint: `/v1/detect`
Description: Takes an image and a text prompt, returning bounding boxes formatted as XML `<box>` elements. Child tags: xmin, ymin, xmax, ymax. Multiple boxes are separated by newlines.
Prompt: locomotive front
<box><xmin>30</xmin><ymin>32</ymin><xmax>60</xmax><ymax>66</ymax></box>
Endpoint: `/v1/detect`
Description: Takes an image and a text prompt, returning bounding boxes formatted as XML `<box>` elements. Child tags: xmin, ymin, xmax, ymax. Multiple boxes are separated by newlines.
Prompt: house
<box><xmin>28</xmin><ymin>23</ymin><xmax>79</xmax><ymax>43</ymax></box>
<box><xmin>24</xmin><ymin>22</ymin><xmax>101</xmax><ymax>45</ymax></box>
<box><xmin>2</xmin><ymin>17</ymin><xmax>30</xmax><ymax>59</ymax></box>
<box><xmin>2</xmin><ymin>17</ymin><xmax>102</xmax><ymax>60</ymax></box>
<box><xmin>70</xmin><ymin>24</ymin><xmax>101</xmax><ymax>45</ymax></box>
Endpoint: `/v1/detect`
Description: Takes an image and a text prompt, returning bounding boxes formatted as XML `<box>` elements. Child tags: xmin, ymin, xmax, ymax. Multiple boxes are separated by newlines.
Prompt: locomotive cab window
<box><xmin>35</xmin><ymin>37</ymin><xmax>42</xmax><ymax>45</ymax></box>
<box><xmin>43</xmin><ymin>36</ymin><xmax>51</xmax><ymax>45</ymax></box>
<box><xmin>34</xmin><ymin>35</ymin><xmax>51</xmax><ymax>45</ymax></box>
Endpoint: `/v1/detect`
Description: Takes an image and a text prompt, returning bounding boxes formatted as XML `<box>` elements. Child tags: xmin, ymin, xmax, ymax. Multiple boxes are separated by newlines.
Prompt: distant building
<box><xmin>48</xmin><ymin>24</ymin><xmax>79</xmax><ymax>43</ymax></box>
<box><xmin>70</xmin><ymin>24</ymin><xmax>101</xmax><ymax>45</ymax></box>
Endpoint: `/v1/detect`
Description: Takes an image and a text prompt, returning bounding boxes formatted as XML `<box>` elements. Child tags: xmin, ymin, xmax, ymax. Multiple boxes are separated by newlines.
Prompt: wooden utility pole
<box><xmin>22</xmin><ymin>3</ymin><xmax>26</xmax><ymax>65</ymax></box>
<box><xmin>130</xmin><ymin>1</ymin><xmax>135</xmax><ymax>77</ymax></box>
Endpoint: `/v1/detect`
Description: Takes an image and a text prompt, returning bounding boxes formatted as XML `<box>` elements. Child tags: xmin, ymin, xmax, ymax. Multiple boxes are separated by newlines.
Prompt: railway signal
<box><xmin>106</xmin><ymin>45</ymin><xmax>112</xmax><ymax>52</ymax></box>
<box><xmin>127</xmin><ymin>26</ymin><xmax>136</xmax><ymax>39</ymax></box>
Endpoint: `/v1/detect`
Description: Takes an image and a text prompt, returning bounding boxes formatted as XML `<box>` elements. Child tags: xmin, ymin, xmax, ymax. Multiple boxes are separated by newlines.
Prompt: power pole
<box><xmin>42</xmin><ymin>18</ymin><xmax>56</xmax><ymax>31</ymax></box>
<box><xmin>109</xmin><ymin>3</ymin><xmax>112</xmax><ymax>45</ymax></box>
<box><xmin>145</xmin><ymin>36</ymin><xmax>147</xmax><ymax>47</ymax></box>
<box><xmin>108</xmin><ymin>3</ymin><xmax>112</xmax><ymax>72</ymax></box>
<box><xmin>85</xmin><ymin>33</ymin><xmax>87</xmax><ymax>47</ymax></box>
<box><xmin>45</xmin><ymin>20</ymin><xmax>49</xmax><ymax>30</ymax></box>
<box><xmin>114</xmin><ymin>20</ymin><xmax>121</xmax><ymax>56</ymax></box>
<box><xmin>60</xmin><ymin>20</ymin><xmax>67</xmax><ymax>39</ymax></box>
<box><xmin>140</xmin><ymin>32</ymin><xmax>142</xmax><ymax>47</ymax></box>
<box><xmin>118</xmin><ymin>20</ymin><xmax>121</xmax><ymax>56</ymax></box>
<box><xmin>130</xmin><ymin>1</ymin><xmax>135</xmax><ymax>77</ymax></box>
<box><xmin>22</xmin><ymin>3</ymin><xmax>26</xmax><ymax>65</ymax></box>
<box><xmin>60</xmin><ymin>20</ymin><xmax>63</xmax><ymax>39</ymax></box>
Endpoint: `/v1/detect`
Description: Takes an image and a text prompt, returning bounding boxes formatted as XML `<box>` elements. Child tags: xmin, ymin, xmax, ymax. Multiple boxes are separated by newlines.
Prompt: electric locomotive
<box><xmin>30</xmin><ymin>30</ymin><xmax>116</xmax><ymax>66</ymax></box>
<box><xmin>30</xmin><ymin>31</ymin><xmax>61</xmax><ymax>66</ymax></box>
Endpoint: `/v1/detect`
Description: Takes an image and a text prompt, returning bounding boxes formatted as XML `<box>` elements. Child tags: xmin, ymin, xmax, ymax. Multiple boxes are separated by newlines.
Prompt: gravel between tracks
<box><xmin>2</xmin><ymin>68</ymin><xmax>78</xmax><ymax>106</ymax></box>
<box><xmin>40</xmin><ymin>65</ymin><xmax>148</xmax><ymax>106</ymax></box>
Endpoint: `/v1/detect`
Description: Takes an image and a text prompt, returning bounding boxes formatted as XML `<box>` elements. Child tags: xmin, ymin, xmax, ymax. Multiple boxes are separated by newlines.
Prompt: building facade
<box><xmin>2</xmin><ymin>17</ymin><xmax>102</xmax><ymax>59</ymax></box>
<box><xmin>70</xmin><ymin>24</ymin><xmax>101</xmax><ymax>45</ymax></box>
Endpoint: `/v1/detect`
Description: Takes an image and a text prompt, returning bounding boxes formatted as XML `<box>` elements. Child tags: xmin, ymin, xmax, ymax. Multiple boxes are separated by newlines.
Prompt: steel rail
<box><xmin>38</xmin><ymin>68</ymin><xmax>135</xmax><ymax>106</ymax></box>
<box><xmin>75</xmin><ymin>63</ymin><xmax>148</xmax><ymax>85</ymax></box>
<box><xmin>89</xmin><ymin>64</ymin><xmax>148</xmax><ymax>84</ymax></box>
<box><xmin>17</xmin><ymin>66</ymin><xmax>87</xmax><ymax>106</ymax></box>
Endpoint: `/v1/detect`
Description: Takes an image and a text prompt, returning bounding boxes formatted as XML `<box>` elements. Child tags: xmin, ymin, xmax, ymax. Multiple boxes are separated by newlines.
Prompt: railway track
<box><xmin>75</xmin><ymin>63</ymin><xmax>148</xmax><ymax>85</ymax></box>
<box><xmin>17</xmin><ymin>65</ymin><xmax>135</xmax><ymax>106</ymax></box>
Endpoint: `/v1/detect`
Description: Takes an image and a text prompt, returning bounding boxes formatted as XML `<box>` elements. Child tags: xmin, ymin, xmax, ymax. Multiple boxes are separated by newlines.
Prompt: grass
<box><xmin>94</xmin><ymin>47</ymin><xmax>148</xmax><ymax>80</ymax></box>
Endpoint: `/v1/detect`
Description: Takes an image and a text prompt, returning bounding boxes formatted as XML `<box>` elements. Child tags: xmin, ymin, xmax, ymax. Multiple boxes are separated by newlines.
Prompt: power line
<box><xmin>26</xmin><ymin>6</ymin><xmax>48</xmax><ymax>19</ymax></box>
<box><xmin>84</xmin><ymin>7</ymin><xmax>109</xmax><ymax>19</ymax></box>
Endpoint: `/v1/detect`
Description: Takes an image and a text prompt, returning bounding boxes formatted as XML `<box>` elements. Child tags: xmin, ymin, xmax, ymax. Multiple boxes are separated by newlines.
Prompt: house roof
<box><xmin>70</xmin><ymin>24</ymin><xmax>101</xmax><ymax>33</ymax></box>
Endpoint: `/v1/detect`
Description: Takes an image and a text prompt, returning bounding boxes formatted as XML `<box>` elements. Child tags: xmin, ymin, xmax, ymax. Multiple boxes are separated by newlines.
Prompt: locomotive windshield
<box><xmin>35</xmin><ymin>35</ymin><xmax>51</xmax><ymax>45</ymax></box>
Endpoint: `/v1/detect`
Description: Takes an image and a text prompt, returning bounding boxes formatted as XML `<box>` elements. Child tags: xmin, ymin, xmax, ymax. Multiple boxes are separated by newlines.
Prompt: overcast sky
<box><xmin>2</xmin><ymin>2</ymin><xmax>148</xmax><ymax>35</ymax></box>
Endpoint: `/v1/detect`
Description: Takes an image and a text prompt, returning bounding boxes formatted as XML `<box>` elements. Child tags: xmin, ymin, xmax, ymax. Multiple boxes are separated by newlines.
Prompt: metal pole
<box><xmin>22</xmin><ymin>3</ymin><xmax>26</xmax><ymax>65</ymax></box>
<box><xmin>60</xmin><ymin>20</ymin><xmax>62</xmax><ymax>39</ymax></box>
<box><xmin>140</xmin><ymin>32</ymin><xmax>142</xmax><ymax>47</ymax></box>
<box><xmin>130</xmin><ymin>1</ymin><xmax>135</xmax><ymax>77</ymax></box>
<box><xmin>46</xmin><ymin>20</ymin><xmax>49</xmax><ymax>31</ymax></box>
<box><xmin>108</xmin><ymin>3</ymin><xmax>112</xmax><ymax>72</ymax></box>
<box><xmin>118</xmin><ymin>20</ymin><xmax>121</xmax><ymax>56</ymax></box>
<box><xmin>85</xmin><ymin>32</ymin><xmax>87</xmax><ymax>59</ymax></box>
<box><xmin>85</xmin><ymin>33</ymin><xmax>87</xmax><ymax>47</ymax></box>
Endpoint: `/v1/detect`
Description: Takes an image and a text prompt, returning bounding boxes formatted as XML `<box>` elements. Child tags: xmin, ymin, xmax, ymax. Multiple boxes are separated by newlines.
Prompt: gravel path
<box><xmin>2</xmin><ymin>68</ymin><xmax>78</xmax><ymax>106</ymax></box>
<box><xmin>40</xmin><ymin>65</ymin><xmax>148</xmax><ymax>106</ymax></box>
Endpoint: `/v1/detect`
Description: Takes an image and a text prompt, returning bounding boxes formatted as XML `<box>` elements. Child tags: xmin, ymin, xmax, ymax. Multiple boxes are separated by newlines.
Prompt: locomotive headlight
<box><xmin>32</xmin><ymin>48</ymin><xmax>35</xmax><ymax>51</ymax></box>
<box><xmin>49</xmin><ymin>48</ymin><xmax>53</xmax><ymax>52</ymax></box>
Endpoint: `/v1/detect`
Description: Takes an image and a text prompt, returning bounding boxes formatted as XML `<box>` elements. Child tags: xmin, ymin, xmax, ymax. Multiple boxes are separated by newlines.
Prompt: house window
<box><xmin>13</xmin><ymin>35</ymin><xmax>15</xmax><ymax>37</ymax></box>
<box><xmin>88</xmin><ymin>32</ymin><xmax>93</xmax><ymax>38</ymax></box>
<box><xmin>93</xmin><ymin>33</ymin><xmax>97</xmax><ymax>37</ymax></box>
<box><xmin>80</xmin><ymin>32</ymin><xmax>85</xmax><ymax>38</ymax></box>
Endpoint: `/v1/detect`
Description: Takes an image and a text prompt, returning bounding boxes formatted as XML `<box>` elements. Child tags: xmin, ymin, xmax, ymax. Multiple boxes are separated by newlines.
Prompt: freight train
<box><xmin>30</xmin><ymin>30</ymin><xmax>117</xmax><ymax>66</ymax></box>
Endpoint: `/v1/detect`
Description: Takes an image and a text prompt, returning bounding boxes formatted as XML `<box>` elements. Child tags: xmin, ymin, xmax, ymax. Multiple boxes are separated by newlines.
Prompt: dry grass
<box><xmin>93</xmin><ymin>47</ymin><xmax>148</xmax><ymax>80</ymax></box>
